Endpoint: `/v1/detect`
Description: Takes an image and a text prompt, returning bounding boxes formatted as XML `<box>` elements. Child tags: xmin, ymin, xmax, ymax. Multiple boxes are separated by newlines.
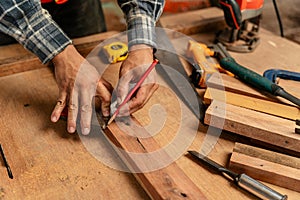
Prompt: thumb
<box><xmin>116</xmin><ymin>73</ymin><xmax>132</xmax><ymax>105</ymax></box>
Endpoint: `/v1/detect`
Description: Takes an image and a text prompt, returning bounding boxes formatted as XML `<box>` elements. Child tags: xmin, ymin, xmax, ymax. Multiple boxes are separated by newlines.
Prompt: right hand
<box><xmin>116</xmin><ymin>44</ymin><xmax>158</xmax><ymax>116</ymax></box>
<box><xmin>50</xmin><ymin>45</ymin><xmax>112</xmax><ymax>135</ymax></box>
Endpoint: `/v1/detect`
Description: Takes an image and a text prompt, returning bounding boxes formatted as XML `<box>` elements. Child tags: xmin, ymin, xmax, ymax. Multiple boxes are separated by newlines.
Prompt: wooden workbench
<box><xmin>1</xmin><ymin>8</ymin><xmax>300</xmax><ymax>200</ymax></box>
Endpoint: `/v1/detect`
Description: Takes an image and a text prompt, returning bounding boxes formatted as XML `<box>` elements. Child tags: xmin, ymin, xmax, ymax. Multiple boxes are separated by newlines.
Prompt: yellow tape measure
<box><xmin>103</xmin><ymin>42</ymin><xmax>128</xmax><ymax>64</ymax></box>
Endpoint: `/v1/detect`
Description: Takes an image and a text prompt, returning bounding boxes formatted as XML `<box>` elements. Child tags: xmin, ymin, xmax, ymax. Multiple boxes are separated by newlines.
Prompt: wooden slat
<box><xmin>206</xmin><ymin>73</ymin><xmax>291</xmax><ymax>104</ymax></box>
<box><xmin>204</xmin><ymin>87</ymin><xmax>300</xmax><ymax>120</ymax></box>
<box><xmin>207</xmin><ymin>72</ymin><xmax>300</xmax><ymax>107</ymax></box>
<box><xmin>105</xmin><ymin>119</ymin><xmax>207</xmax><ymax>200</ymax></box>
<box><xmin>204</xmin><ymin>100</ymin><xmax>300</xmax><ymax>156</ymax></box>
<box><xmin>0</xmin><ymin>31</ymin><xmax>118</xmax><ymax>77</ymax></box>
<box><xmin>229</xmin><ymin>143</ymin><xmax>300</xmax><ymax>192</ymax></box>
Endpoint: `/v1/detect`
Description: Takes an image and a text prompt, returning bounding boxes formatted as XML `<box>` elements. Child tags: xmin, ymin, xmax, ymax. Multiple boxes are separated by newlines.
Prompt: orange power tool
<box><xmin>187</xmin><ymin>40</ymin><xmax>233</xmax><ymax>88</ymax></box>
<box><xmin>216</xmin><ymin>0</ymin><xmax>264</xmax><ymax>52</ymax></box>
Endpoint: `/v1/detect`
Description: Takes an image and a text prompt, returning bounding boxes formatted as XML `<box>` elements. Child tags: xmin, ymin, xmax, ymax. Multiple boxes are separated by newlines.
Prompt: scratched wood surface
<box><xmin>1</xmin><ymin>8</ymin><xmax>300</xmax><ymax>200</ymax></box>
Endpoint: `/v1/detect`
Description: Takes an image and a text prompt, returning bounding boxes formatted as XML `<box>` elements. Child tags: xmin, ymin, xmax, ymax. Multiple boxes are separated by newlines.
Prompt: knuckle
<box><xmin>69</xmin><ymin>103</ymin><xmax>78</xmax><ymax>110</ymax></box>
<box><xmin>135</xmin><ymin>99</ymin><xmax>144</xmax><ymax>108</ymax></box>
<box><xmin>100</xmin><ymin>95</ymin><xmax>111</xmax><ymax>103</ymax></box>
<box><xmin>81</xmin><ymin>104</ymin><xmax>92</xmax><ymax>113</ymax></box>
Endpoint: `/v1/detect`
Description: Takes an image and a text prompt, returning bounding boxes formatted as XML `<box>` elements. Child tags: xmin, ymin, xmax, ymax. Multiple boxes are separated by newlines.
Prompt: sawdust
<box><xmin>0</xmin><ymin>187</ymin><xmax>5</xmax><ymax>200</ymax></box>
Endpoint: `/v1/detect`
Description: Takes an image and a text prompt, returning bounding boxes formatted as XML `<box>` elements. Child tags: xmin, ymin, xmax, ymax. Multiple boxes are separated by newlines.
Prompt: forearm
<box><xmin>117</xmin><ymin>0</ymin><xmax>165</xmax><ymax>49</ymax></box>
<box><xmin>0</xmin><ymin>0</ymin><xmax>71</xmax><ymax>64</ymax></box>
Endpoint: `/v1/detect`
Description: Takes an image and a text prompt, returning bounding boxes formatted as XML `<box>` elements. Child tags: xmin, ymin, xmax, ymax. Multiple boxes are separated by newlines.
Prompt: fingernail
<box><xmin>82</xmin><ymin>128</ymin><xmax>90</xmax><ymax>135</ymax></box>
<box><xmin>51</xmin><ymin>116</ymin><xmax>57</xmax><ymax>122</ymax></box>
<box><xmin>69</xmin><ymin>126</ymin><xmax>75</xmax><ymax>133</ymax></box>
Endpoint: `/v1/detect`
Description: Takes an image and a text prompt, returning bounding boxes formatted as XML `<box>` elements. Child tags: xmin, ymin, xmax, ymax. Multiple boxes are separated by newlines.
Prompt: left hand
<box><xmin>116</xmin><ymin>44</ymin><xmax>159</xmax><ymax>116</ymax></box>
<box><xmin>50</xmin><ymin>45</ymin><xmax>112</xmax><ymax>135</ymax></box>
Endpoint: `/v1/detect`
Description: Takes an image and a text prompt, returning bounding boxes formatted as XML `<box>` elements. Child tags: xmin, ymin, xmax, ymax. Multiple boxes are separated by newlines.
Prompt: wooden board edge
<box><xmin>0</xmin><ymin>31</ymin><xmax>119</xmax><ymax>77</ymax></box>
<box><xmin>229</xmin><ymin>149</ymin><xmax>300</xmax><ymax>192</ymax></box>
<box><xmin>104</xmin><ymin>118</ymin><xmax>207</xmax><ymax>200</ymax></box>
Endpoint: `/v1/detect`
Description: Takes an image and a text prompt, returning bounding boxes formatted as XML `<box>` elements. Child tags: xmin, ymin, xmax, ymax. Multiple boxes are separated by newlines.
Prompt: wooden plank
<box><xmin>105</xmin><ymin>118</ymin><xmax>207</xmax><ymax>200</ymax></box>
<box><xmin>0</xmin><ymin>31</ymin><xmax>118</xmax><ymax>77</ymax></box>
<box><xmin>206</xmin><ymin>73</ymin><xmax>294</xmax><ymax>105</ymax></box>
<box><xmin>0</xmin><ymin>67</ymin><xmax>207</xmax><ymax>200</ymax></box>
<box><xmin>229</xmin><ymin>143</ymin><xmax>300</xmax><ymax>192</ymax></box>
<box><xmin>0</xmin><ymin>68</ymin><xmax>150</xmax><ymax>200</ymax></box>
<box><xmin>159</xmin><ymin>7</ymin><xmax>226</xmax><ymax>35</ymax></box>
<box><xmin>2</xmin><ymin>7</ymin><xmax>300</xmax><ymax>199</ymax></box>
<box><xmin>204</xmin><ymin>87</ymin><xmax>300</xmax><ymax>120</ymax></box>
<box><xmin>204</xmin><ymin>100</ymin><xmax>300</xmax><ymax>156</ymax></box>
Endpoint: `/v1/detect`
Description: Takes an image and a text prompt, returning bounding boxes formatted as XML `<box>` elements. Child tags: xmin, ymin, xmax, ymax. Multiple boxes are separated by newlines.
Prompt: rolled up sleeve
<box><xmin>118</xmin><ymin>0</ymin><xmax>165</xmax><ymax>49</ymax></box>
<box><xmin>0</xmin><ymin>0</ymin><xmax>71</xmax><ymax>64</ymax></box>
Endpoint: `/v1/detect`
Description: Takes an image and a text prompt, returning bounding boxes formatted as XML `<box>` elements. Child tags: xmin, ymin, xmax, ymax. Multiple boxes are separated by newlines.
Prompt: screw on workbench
<box><xmin>0</xmin><ymin>144</ymin><xmax>13</xmax><ymax>179</ymax></box>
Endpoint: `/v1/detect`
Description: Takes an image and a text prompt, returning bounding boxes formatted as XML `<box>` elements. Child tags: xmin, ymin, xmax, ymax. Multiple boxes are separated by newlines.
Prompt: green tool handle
<box><xmin>220</xmin><ymin>57</ymin><xmax>281</xmax><ymax>95</ymax></box>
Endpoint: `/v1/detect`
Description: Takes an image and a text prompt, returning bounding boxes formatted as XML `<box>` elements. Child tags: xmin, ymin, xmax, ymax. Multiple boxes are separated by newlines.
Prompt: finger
<box><xmin>127</xmin><ymin>83</ymin><xmax>159</xmax><ymax>114</ymax></box>
<box><xmin>117</xmin><ymin>71</ymin><xmax>133</xmax><ymax>105</ymax></box>
<box><xmin>67</xmin><ymin>89</ymin><xmax>79</xmax><ymax>134</ymax></box>
<box><xmin>96</xmin><ymin>80</ymin><xmax>112</xmax><ymax>117</ymax></box>
<box><xmin>51</xmin><ymin>91</ymin><xmax>68</xmax><ymax>122</ymax></box>
<box><xmin>80</xmin><ymin>89</ymin><xmax>93</xmax><ymax>135</ymax></box>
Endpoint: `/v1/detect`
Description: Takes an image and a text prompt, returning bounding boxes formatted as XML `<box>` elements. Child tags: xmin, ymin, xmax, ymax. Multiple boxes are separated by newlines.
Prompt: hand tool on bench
<box><xmin>263</xmin><ymin>69</ymin><xmax>300</xmax><ymax>84</ymax></box>
<box><xmin>212</xmin><ymin>42</ymin><xmax>300</xmax><ymax>107</ymax></box>
<box><xmin>103</xmin><ymin>42</ymin><xmax>128</xmax><ymax>64</ymax></box>
<box><xmin>216</xmin><ymin>0</ymin><xmax>264</xmax><ymax>52</ymax></box>
<box><xmin>0</xmin><ymin>144</ymin><xmax>13</xmax><ymax>179</ymax></box>
<box><xmin>188</xmin><ymin>150</ymin><xmax>287</xmax><ymax>200</ymax></box>
<box><xmin>187</xmin><ymin>40</ymin><xmax>233</xmax><ymax>88</ymax></box>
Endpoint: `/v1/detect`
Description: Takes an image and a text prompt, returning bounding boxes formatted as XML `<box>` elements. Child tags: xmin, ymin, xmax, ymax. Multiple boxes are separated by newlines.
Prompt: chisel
<box><xmin>188</xmin><ymin>151</ymin><xmax>287</xmax><ymax>200</ymax></box>
<box><xmin>214</xmin><ymin>43</ymin><xmax>300</xmax><ymax>107</ymax></box>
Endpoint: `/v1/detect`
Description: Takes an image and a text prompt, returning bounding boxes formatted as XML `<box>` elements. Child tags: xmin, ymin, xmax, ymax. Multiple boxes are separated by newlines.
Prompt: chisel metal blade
<box><xmin>188</xmin><ymin>150</ymin><xmax>238</xmax><ymax>180</ymax></box>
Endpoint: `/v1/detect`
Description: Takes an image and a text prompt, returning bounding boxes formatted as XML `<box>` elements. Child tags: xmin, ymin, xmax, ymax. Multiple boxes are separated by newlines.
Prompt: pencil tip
<box><xmin>107</xmin><ymin>114</ymin><xmax>116</xmax><ymax>126</ymax></box>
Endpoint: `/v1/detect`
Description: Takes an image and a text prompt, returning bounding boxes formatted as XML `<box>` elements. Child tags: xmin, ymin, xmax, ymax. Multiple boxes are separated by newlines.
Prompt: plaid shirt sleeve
<box><xmin>118</xmin><ymin>0</ymin><xmax>165</xmax><ymax>49</ymax></box>
<box><xmin>0</xmin><ymin>0</ymin><xmax>71</xmax><ymax>64</ymax></box>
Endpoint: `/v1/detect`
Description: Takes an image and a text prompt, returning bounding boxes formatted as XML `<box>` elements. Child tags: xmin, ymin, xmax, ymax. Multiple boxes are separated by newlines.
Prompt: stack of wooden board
<box><xmin>203</xmin><ymin>73</ymin><xmax>300</xmax><ymax>156</ymax></box>
<box><xmin>229</xmin><ymin>143</ymin><xmax>300</xmax><ymax>193</ymax></box>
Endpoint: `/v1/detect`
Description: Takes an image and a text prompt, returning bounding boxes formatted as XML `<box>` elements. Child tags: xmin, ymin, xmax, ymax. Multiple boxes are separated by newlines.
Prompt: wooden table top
<box><xmin>0</xmin><ymin>17</ymin><xmax>300</xmax><ymax>200</ymax></box>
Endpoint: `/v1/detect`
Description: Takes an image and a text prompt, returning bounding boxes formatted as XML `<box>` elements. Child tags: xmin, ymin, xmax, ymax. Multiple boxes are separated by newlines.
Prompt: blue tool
<box><xmin>263</xmin><ymin>69</ymin><xmax>300</xmax><ymax>84</ymax></box>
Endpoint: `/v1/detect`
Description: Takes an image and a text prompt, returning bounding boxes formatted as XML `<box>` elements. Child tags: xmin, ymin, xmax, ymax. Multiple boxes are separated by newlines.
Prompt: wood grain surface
<box><xmin>204</xmin><ymin>87</ymin><xmax>300</xmax><ymax>120</ymax></box>
<box><xmin>0</xmin><ymin>31</ymin><xmax>118</xmax><ymax>77</ymax></box>
<box><xmin>1</xmin><ymin>7</ymin><xmax>300</xmax><ymax>200</ymax></box>
<box><xmin>229</xmin><ymin>143</ymin><xmax>300</xmax><ymax>192</ymax></box>
<box><xmin>205</xmin><ymin>100</ymin><xmax>300</xmax><ymax>156</ymax></box>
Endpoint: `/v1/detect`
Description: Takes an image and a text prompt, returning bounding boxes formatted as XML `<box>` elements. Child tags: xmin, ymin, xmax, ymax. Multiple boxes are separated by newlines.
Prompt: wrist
<box><xmin>52</xmin><ymin>45</ymin><xmax>84</xmax><ymax>67</ymax></box>
<box><xmin>129</xmin><ymin>44</ymin><xmax>152</xmax><ymax>52</ymax></box>
<box><xmin>128</xmin><ymin>44</ymin><xmax>154</xmax><ymax>60</ymax></box>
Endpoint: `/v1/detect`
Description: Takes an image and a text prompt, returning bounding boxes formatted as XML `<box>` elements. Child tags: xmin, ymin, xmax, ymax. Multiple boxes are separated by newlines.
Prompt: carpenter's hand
<box><xmin>50</xmin><ymin>45</ymin><xmax>112</xmax><ymax>135</ymax></box>
<box><xmin>116</xmin><ymin>44</ymin><xmax>158</xmax><ymax>116</ymax></box>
